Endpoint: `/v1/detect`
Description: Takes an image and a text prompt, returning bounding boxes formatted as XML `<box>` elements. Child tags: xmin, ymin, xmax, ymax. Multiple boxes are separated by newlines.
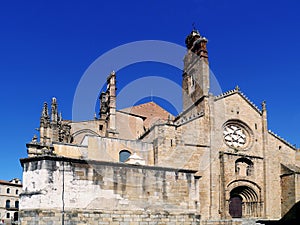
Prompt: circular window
<box><xmin>223</xmin><ymin>121</ymin><xmax>252</xmax><ymax>150</ymax></box>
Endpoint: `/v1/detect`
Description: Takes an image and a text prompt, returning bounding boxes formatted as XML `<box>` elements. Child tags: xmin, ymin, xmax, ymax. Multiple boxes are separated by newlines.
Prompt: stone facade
<box><xmin>0</xmin><ymin>178</ymin><xmax>22</xmax><ymax>224</ymax></box>
<box><xmin>19</xmin><ymin>30</ymin><xmax>300</xmax><ymax>224</ymax></box>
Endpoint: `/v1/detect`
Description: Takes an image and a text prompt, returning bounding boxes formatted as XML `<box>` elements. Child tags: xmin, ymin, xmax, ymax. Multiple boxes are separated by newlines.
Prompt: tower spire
<box><xmin>40</xmin><ymin>102</ymin><xmax>50</xmax><ymax>144</ymax></box>
<box><xmin>51</xmin><ymin>97</ymin><xmax>58</xmax><ymax>123</ymax></box>
<box><xmin>50</xmin><ymin>97</ymin><xmax>59</xmax><ymax>142</ymax></box>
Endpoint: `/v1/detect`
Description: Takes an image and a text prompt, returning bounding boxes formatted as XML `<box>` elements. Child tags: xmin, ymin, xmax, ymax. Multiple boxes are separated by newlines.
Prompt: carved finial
<box><xmin>235</xmin><ymin>85</ymin><xmax>240</xmax><ymax>92</ymax></box>
<box><xmin>262</xmin><ymin>101</ymin><xmax>267</xmax><ymax>111</ymax></box>
<box><xmin>107</xmin><ymin>70</ymin><xmax>116</xmax><ymax>83</ymax></box>
<box><xmin>31</xmin><ymin>134</ymin><xmax>38</xmax><ymax>143</ymax></box>
<box><xmin>51</xmin><ymin>97</ymin><xmax>58</xmax><ymax>122</ymax></box>
<box><xmin>58</xmin><ymin>112</ymin><xmax>62</xmax><ymax>122</ymax></box>
<box><xmin>41</xmin><ymin>102</ymin><xmax>49</xmax><ymax>118</ymax></box>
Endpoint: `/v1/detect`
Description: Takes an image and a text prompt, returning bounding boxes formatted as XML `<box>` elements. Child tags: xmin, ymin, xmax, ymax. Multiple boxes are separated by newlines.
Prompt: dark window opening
<box><xmin>119</xmin><ymin>150</ymin><xmax>131</xmax><ymax>162</ymax></box>
<box><xmin>14</xmin><ymin>212</ymin><xmax>18</xmax><ymax>221</ymax></box>
<box><xmin>6</xmin><ymin>188</ymin><xmax>10</xmax><ymax>194</ymax></box>
<box><xmin>6</xmin><ymin>213</ymin><xmax>10</xmax><ymax>219</ymax></box>
<box><xmin>15</xmin><ymin>201</ymin><xmax>19</xmax><ymax>209</ymax></box>
<box><xmin>191</xmin><ymin>75</ymin><xmax>195</xmax><ymax>87</ymax></box>
<box><xmin>235</xmin><ymin>164</ymin><xmax>240</xmax><ymax>175</ymax></box>
<box><xmin>6</xmin><ymin>200</ymin><xmax>10</xmax><ymax>208</ymax></box>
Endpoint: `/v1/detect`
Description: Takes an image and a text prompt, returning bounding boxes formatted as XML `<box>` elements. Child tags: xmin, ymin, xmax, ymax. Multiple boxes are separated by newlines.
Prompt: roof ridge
<box><xmin>268</xmin><ymin>129</ymin><xmax>297</xmax><ymax>150</ymax></box>
<box><xmin>214</xmin><ymin>87</ymin><xmax>238</xmax><ymax>99</ymax></box>
<box><xmin>120</xmin><ymin>101</ymin><xmax>174</xmax><ymax>117</ymax></box>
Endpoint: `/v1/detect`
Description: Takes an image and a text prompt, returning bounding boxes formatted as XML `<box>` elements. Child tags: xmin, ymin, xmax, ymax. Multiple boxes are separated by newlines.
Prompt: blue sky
<box><xmin>0</xmin><ymin>0</ymin><xmax>300</xmax><ymax>181</ymax></box>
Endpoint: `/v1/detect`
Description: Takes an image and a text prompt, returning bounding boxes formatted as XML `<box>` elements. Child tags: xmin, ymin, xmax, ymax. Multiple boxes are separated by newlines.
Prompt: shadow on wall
<box><xmin>258</xmin><ymin>201</ymin><xmax>300</xmax><ymax>225</ymax></box>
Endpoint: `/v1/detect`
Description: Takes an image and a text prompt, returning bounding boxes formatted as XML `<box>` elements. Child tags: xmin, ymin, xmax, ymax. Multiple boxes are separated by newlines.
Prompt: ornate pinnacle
<box><xmin>58</xmin><ymin>112</ymin><xmax>62</xmax><ymax>122</ymax></box>
<box><xmin>31</xmin><ymin>134</ymin><xmax>38</xmax><ymax>143</ymax></box>
<box><xmin>262</xmin><ymin>101</ymin><xmax>267</xmax><ymax>111</ymax></box>
<box><xmin>51</xmin><ymin>97</ymin><xmax>58</xmax><ymax>122</ymax></box>
<box><xmin>41</xmin><ymin>102</ymin><xmax>49</xmax><ymax>118</ymax></box>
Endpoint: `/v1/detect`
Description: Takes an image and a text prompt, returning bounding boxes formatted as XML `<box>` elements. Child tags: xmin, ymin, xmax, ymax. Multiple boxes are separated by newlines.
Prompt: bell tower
<box><xmin>182</xmin><ymin>30</ymin><xmax>209</xmax><ymax>111</ymax></box>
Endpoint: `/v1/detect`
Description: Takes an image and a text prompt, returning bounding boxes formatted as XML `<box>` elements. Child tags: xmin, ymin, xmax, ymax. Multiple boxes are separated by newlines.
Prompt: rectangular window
<box><xmin>6</xmin><ymin>200</ymin><xmax>10</xmax><ymax>208</ymax></box>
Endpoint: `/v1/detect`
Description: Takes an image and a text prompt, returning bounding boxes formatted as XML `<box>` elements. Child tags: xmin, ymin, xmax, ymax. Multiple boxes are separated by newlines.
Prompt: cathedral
<box><xmin>19</xmin><ymin>30</ymin><xmax>300</xmax><ymax>225</ymax></box>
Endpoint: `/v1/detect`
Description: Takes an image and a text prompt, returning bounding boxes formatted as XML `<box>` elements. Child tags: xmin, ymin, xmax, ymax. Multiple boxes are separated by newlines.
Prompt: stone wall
<box><xmin>20</xmin><ymin>209</ymin><xmax>200</xmax><ymax>225</ymax></box>
<box><xmin>53</xmin><ymin>136</ymin><xmax>154</xmax><ymax>165</ymax></box>
<box><xmin>20</xmin><ymin>156</ymin><xmax>200</xmax><ymax>224</ymax></box>
<box><xmin>280</xmin><ymin>174</ymin><xmax>295</xmax><ymax>217</ymax></box>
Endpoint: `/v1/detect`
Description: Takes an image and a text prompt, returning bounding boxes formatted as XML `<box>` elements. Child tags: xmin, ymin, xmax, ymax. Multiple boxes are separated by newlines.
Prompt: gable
<box><xmin>216</xmin><ymin>90</ymin><xmax>262</xmax><ymax>117</ymax></box>
<box><xmin>215</xmin><ymin>90</ymin><xmax>263</xmax><ymax>129</ymax></box>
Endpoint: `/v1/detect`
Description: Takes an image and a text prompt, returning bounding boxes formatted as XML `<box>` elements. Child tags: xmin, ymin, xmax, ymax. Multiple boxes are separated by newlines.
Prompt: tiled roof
<box><xmin>0</xmin><ymin>179</ymin><xmax>22</xmax><ymax>187</ymax></box>
<box><xmin>119</xmin><ymin>101</ymin><xmax>174</xmax><ymax>129</ymax></box>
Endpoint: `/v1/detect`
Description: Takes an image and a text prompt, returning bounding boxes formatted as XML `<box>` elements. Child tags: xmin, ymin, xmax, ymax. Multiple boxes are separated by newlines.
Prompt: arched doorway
<box><xmin>229</xmin><ymin>185</ymin><xmax>259</xmax><ymax>218</ymax></box>
<box><xmin>229</xmin><ymin>195</ymin><xmax>243</xmax><ymax>218</ymax></box>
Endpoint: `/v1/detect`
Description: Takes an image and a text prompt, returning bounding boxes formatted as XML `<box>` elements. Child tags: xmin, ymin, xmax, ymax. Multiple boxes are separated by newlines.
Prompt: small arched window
<box><xmin>6</xmin><ymin>212</ymin><xmax>10</xmax><ymax>219</ymax></box>
<box><xmin>16</xmin><ymin>190</ymin><xmax>19</xmax><ymax>195</ymax></box>
<box><xmin>119</xmin><ymin>150</ymin><xmax>131</xmax><ymax>163</ymax></box>
<box><xmin>6</xmin><ymin>200</ymin><xmax>10</xmax><ymax>208</ymax></box>
<box><xmin>6</xmin><ymin>188</ymin><xmax>10</xmax><ymax>194</ymax></box>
